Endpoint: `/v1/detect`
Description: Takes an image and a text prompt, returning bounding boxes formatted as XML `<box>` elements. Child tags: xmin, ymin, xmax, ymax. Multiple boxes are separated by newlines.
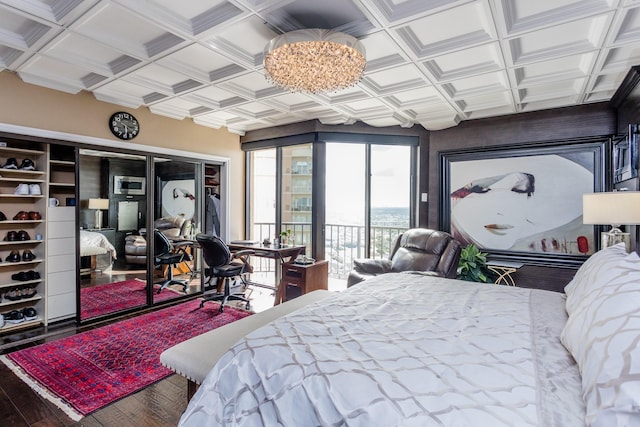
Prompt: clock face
<box><xmin>109</xmin><ymin>112</ymin><xmax>139</xmax><ymax>140</ymax></box>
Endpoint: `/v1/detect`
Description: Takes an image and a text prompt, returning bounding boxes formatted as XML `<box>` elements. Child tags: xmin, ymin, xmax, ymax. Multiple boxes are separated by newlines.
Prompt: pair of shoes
<box><xmin>14</xmin><ymin>184</ymin><xmax>41</xmax><ymax>195</ymax></box>
<box><xmin>11</xmin><ymin>270</ymin><xmax>40</xmax><ymax>281</ymax></box>
<box><xmin>2</xmin><ymin>158</ymin><xmax>35</xmax><ymax>170</ymax></box>
<box><xmin>3</xmin><ymin>286</ymin><xmax>37</xmax><ymax>301</ymax></box>
<box><xmin>5</xmin><ymin>248</ymin><xmax>33</xmax><ymax>262</ymax></box>
<box><xmin>4</xmin><ymin>230</ymin><xmax>31</xmax><ymax>242</ymax></box>
<box><xmin>3</xmin><ymin>307</ymin><xmax>36</xmax><ymax>323</ymax></box>
<box><xmin>0</xmin><ymin>211</ymin><xmax>6</xmax><ymax>221</ymax></box>
<box><xmin>13</xmin><ymin>211</ymin><xmax>40</xmax><ymax>220</ymax></box>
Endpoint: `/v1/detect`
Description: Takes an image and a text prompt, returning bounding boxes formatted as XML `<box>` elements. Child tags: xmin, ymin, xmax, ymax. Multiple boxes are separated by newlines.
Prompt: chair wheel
<box><xmin>245</xmin><ymin>303</ymin><xmax>251</xmax><ymax>311</ymax></box>
<box><xmin>218</xmin><ymin>305</ymin><xmax>224</xmax><ymax>313</ymax></box>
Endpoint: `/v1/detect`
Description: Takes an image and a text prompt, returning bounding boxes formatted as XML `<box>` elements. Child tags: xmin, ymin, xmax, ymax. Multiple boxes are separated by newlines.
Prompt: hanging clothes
<box><xmin>205</xmin><ymin>193</ymin><xmax>221</xmax><ymax>237</ymax></box>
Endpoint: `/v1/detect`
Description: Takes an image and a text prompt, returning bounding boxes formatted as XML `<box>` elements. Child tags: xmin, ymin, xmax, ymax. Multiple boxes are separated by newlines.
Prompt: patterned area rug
<box><xmin>80</xmin><ymin>279</ymin><xmax>182</xmax><ymax>320</ymax></box>
<box><xmin>0</xmin><ymin>300</ymin><xmax>251</xmax><ymax>420</ymax></box>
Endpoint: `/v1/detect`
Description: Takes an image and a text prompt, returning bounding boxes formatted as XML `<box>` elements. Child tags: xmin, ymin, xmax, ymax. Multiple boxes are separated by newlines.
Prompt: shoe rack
<box><xmin>0</xmin><ymin>143</ymin><xmax>46</xmax><ymax>333</ymax></box>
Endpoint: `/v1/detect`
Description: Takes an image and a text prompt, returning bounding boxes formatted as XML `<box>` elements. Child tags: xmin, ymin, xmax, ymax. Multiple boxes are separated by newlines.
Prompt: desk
<box><xmin>228</xmin><ymin>241</ymin><xmax>306</xmax><ymax>302</ymax></box>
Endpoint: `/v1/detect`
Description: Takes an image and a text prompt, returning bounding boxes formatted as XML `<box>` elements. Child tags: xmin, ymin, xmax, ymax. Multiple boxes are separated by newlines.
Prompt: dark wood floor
<box><xmin>0</xmin><ymin>269</ymin><xmax>197</xmax><ymax>427</ymax></box>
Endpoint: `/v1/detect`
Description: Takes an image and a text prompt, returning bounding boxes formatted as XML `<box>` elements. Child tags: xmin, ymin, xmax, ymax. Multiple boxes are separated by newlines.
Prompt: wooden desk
<box><xmin>227</xmin><ymin>242</ymin><xmax>306</xmax><ymax>302</ymax></box>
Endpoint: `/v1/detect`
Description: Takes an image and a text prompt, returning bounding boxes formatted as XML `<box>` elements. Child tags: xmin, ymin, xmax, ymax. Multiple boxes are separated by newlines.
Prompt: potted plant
<box><xmin>456</xmin><ymin>244</ymin><xmax>494</xmax><ymax>283</ymax></box>
<box><xmin>279</xmin><ymin>229</ymin><xmax>293</xmax><ymax>245</ymax></box>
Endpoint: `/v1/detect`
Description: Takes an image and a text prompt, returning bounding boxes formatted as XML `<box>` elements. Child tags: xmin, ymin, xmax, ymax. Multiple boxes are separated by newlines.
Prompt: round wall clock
<box><xmin>109</xmin><ymin>111</ymin><xmax>140</xmax><ymax>140</ymax></box>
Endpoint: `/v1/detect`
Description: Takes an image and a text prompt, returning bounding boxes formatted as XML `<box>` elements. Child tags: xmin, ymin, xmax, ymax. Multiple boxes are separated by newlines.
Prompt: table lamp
<box><xmin>583</xmin><ymin>191</ymin><xmax>640</xmax><ymax>252</ymax></box>
<box><xmin>88</xmin><ymin>198</ymin><xmax>109</xmax><ymax>230</ymax></box>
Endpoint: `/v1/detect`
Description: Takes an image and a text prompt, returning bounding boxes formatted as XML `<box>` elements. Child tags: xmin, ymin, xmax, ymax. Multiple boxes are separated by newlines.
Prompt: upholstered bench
<box><xmin>160</xmin><ymin>290</ymin><xmax>333</xmax><ymax>400</ymax></box>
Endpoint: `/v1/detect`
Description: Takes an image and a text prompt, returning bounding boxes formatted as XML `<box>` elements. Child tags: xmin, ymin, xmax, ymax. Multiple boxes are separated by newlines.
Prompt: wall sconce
<box><xmin>88</xmin><ymin>198</ymin><xmax>109</xmax><ymax>230</ymax></box>
<box><xmin>583</xmin><ymin>191</ymin><xmax>640</xmax><ymax>252</ymax></box>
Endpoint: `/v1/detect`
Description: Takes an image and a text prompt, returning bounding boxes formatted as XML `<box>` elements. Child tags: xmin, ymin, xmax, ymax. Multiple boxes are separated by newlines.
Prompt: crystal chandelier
<box><xmin>263</xmin><ymin>29</ymin><xmax>366</xmax><ymax>95</ymax></box>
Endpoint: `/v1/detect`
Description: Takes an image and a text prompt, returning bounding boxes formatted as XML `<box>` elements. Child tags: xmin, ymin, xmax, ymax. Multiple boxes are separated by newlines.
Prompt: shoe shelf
<box><xmin>0</xmin><ymin>146</ymin><xmax>44</xmax><ymax>156</ymax></box>
<box><xmin>0</xmin><ymin>220</ymin><xmax>44</xmax><ymax>225</ymax></box>
<box><xmin>0</xmin><ymin>278</ymin><xmax>42</xmax><ymax>290</ymax></box>
<box><xmin>0</xmin><ymin>143</ymin><xmax>46</xmax><ymax>335</ymax></box>
<box><xmin>0</xmin><ymin>260</ymin><xmax>42</xmax><ymax>269</ymax></box>
<box><xmin>0</xmin><ymin>294</ymin><xmax>42</xmax><ymax>308</ymax></box>
<box><xmin>0</xmin><ymin>240</ymin><xmax>42</xmax><ymax>246</ymax></box>
<box><xmin>0</xmin><ymin>318</ymin><xmax>42</xmax><ymax>333</ymax></box>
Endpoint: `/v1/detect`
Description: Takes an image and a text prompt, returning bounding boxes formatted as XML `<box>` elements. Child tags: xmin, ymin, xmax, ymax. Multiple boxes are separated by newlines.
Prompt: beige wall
<box><xmin>0</xmin><ymin>70</ymin><xmax>244</xmax><ymax>238</ymax></box>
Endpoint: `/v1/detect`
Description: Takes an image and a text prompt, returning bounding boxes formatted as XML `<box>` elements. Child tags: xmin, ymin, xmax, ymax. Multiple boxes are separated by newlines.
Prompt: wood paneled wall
<box><xmin>424</xmin><ymin>102</ymin><xmax>618</xmax><ymax>291</ymax></box>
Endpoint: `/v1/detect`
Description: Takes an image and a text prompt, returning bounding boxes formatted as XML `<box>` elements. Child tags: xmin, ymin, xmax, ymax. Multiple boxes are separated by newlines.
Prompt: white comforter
<box><xmin>180</xmin><ymin>273</ymin><xmax>584</xmax><ymax>426</ymax></box>
<box><xmin>80</xmin><ymin>230</ymin><xmax>117</xmax><ymax>259</ymax></box>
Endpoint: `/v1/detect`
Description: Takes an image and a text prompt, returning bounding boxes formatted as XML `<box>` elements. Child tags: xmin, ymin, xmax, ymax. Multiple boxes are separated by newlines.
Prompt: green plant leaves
<box><xmin>456</xmin><ymin>244</ymin><xmax>492</xmax><ymax>283</ymax></box>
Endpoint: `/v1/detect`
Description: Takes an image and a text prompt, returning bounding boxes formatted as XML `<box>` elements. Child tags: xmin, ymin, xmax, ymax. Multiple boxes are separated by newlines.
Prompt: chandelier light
<box><xmin>263</xmin><ymin>29</ymin><xmax>366</xmax><ymax>94</ymax></box>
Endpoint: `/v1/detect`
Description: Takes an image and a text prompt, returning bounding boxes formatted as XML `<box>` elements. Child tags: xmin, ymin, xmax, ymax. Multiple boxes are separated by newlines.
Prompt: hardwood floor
<box><xmin>0</xmin><ymin>361</ymin><xmax>189</xmax><ymax>426</ymax></box>
<box><xmin>0</xmin><ymin>314</ymin><xmax>191</xmax><ymax>427</ymax></box>
<box><xmin>0</xmin><ymin>267</ymin><xmax>281</xmax><ymax>426</ymax></box>
<box><xmin>0</xmin><ymin>269</ymin><xmax>212</xmax><ymax>427</ymax></box>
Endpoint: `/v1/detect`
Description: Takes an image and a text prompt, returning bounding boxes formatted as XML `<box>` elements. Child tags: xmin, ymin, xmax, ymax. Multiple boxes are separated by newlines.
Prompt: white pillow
<box><xmin>560</xmin><ymin>250</ymin><xmax>640</xmax><ymax>426</ymax></box>
<box><xmin>564</xmin><ymin>243</ymin><xmax>628</xmax><ymax>316</ymax></box>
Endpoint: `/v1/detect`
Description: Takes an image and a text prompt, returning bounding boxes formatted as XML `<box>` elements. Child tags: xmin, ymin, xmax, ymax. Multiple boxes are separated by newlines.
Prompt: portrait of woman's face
<box><xmin>450</xmin><ymin>153</ymin><xmax>594</xmax><ymax>255</ymax></box>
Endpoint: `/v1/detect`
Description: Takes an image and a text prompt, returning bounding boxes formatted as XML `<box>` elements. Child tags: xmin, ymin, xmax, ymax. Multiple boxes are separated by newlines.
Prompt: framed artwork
<box><xmin>160</xmin><ymin>179</ymin><xmax>195</xmax><ymax>219</ymax></box>
<box><xmin>439</xmin><ymin>138</ymin><xmax>608</xmax><ymax>266</ymax></box>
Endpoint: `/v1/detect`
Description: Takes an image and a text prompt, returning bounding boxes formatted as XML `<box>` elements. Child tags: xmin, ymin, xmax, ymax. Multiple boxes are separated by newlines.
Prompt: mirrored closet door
<box><xmin>78</xmin><ymin>149</ymin><xmax>150</xmax><ymax>321</ymax></box>
<box><xmin>152</xmin><ymin>157</ymin><xmax>202</xmax><ymax>304</ymax></box>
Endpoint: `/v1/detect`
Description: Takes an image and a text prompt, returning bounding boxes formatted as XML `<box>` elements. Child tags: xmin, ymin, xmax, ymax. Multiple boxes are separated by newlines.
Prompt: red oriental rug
<box><xmin>0</xmin><ymin>300</ymin><xmax>251</xmax><ymax>421</ymax></box>
<box><xmin>80</xmin><ymin>279</ymin><xmax>181</xmax><ymax>320</ymax></box>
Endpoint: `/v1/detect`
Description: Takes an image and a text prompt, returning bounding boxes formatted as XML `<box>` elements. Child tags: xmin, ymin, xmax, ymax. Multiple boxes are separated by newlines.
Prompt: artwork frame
<box><xmin>439</xmin><ymin>137</ymin><xmax>608</xmax><ymax>267</ymax></box>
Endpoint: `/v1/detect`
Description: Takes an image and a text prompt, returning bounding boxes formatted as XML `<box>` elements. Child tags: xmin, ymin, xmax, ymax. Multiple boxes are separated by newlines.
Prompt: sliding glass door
<box><xmin>325</xmin><ymin>143</ymin><xmax>412</xmax><ymax>280</ymax></box>
<box><xmin>246</xmin><ymin>136</ymin><xmax>416</xmax><ymax>288</ymax></box>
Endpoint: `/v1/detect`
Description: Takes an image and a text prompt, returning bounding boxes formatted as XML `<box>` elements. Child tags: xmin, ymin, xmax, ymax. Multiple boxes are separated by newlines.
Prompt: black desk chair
<box><xmin>155</xmin><ymin>229</ymin><xmax>188</xmax><ymax>293</ymax></box>
<box><xmin>196</xmin><ymin>233</ymin><xmax>254</xmax><ymax>312</ymax></box>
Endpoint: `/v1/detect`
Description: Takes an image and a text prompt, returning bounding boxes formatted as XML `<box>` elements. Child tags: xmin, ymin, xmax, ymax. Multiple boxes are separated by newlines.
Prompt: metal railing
<box><xmin>252</xmin><ymin>222</ymin><xmax>408</xmax><ymax>279</ymax></box>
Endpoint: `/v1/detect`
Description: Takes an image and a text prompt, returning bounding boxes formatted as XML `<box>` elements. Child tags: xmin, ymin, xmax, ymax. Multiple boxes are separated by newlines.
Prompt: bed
<box><xmin>178</xmin><ymin>243</ymin><xmax>640</xmax><ymax>426</ymax></box>
<box><xmin>80</xmin><ymin>230</ymin><xmax>117</xmax><ymax>272</ymax></box>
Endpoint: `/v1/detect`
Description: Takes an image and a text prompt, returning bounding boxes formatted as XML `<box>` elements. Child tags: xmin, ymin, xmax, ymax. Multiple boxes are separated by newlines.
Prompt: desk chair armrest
<box><xmin>232</xmin><ymin>249</ymin><xmax>255</xmax><ymax>274</ymax></box>
<box><xmin>232</xmin><ymin>249</ymin><xmax>255</xmax><ymax>258</ymax></box>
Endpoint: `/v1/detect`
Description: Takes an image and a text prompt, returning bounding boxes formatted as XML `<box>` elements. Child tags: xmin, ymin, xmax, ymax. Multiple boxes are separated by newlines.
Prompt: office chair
<box><xmin>196</xmin><ymin>233</ymin><xmax>254</xmax><ymax>312</ymax></box>
<box><xmin>155</xmin><ymin>229</ymin><xmax>189</xmax><ymax>293</ymax></box>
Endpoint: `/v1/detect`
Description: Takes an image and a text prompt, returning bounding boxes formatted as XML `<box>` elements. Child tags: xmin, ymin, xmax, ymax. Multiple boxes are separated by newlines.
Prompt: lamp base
<box><xmin>601</xmin><ymin>230</ymin><xmax>630</xmax><ymax>252</ymax></box>
<box><xmin>94</xmin><ymin>210</ymin><xmax>103</xmax><ymax>230</ymax></box>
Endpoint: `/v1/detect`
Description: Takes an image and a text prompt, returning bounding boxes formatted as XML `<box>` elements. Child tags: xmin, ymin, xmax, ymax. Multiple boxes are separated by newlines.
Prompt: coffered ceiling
<box><xmin>0</xmin><ymin>0</ymin><xmax>639</xmax><ymax>135</ymax></box>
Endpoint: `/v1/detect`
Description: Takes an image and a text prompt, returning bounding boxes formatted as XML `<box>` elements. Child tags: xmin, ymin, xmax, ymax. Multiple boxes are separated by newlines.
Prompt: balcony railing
<box><xmin>252</xmin><ymin>222</ymin><xmax>408</xmax><ymax>279</ymax></box>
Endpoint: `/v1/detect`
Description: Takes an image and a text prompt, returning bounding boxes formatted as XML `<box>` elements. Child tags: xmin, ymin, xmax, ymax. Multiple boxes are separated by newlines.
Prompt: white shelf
<box><xmin>0</xmin><ymin>317</ymin><xmax>42</xmax><ymax>333</ymax></box>
<box><xmin>0</xmin><ymin>294</ymin><xmax>42</xmax><ymax>308</ymax></box>
<box><xmin>0</xmin><ymin>146</ymin><xmax>44</xmax><ymax>156</ymax></box>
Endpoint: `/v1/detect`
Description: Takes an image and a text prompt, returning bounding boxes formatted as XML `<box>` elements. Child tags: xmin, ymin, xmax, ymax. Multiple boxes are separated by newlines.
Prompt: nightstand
<box><xmin>276</xmin><ymin>260</ymin><xmax>329</xmax><ymax>304</ymax></box>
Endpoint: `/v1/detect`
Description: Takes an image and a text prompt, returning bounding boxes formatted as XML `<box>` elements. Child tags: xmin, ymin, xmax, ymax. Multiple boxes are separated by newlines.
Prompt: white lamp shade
<box><xmin>88</xmin><ymin>198</ymin><xmax>109</xmax><ymax>210</ymax></box>
<box><xmin>583</xmin><ymin>192</ymin><xmax>640</xmax><ymax>225</ymax></box>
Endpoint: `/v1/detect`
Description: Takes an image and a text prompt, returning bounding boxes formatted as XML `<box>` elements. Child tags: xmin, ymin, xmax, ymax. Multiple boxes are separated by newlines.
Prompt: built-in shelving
<box><xmin>0</xmin><ymin>144</ymin><xmax>46</xmax><ymax>333</ymax></box>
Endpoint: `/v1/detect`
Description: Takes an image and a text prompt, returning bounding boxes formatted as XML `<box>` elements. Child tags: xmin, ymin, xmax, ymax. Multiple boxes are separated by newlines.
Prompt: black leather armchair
<box><xmin>347</xmin><ymin>228</ymin><xmax>462</xmax><ymax>287</ymax></box>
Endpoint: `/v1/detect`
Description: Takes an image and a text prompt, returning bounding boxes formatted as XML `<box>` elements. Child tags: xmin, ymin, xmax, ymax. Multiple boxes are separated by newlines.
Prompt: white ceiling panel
<box><xmin>0</xmin><ymin>0</ymin><xmax>636</xmax><ymax>135</ymax></box>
